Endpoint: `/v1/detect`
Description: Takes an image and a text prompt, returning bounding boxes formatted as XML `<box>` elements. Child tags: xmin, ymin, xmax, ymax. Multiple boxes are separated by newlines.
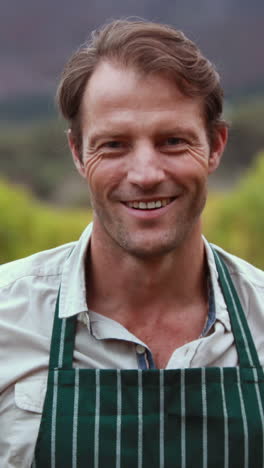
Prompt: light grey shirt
<box><xmin>1</xmin><ymin>222</ymin><xmax>264</xmax><ymax>467</ymax></box>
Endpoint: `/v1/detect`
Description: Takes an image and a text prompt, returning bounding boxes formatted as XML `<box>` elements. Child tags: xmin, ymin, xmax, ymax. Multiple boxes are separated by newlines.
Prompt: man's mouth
<box><xmin>124</xmin><ymin>198</ymin><xmax>174</xmax><ymax>210</ymax></box>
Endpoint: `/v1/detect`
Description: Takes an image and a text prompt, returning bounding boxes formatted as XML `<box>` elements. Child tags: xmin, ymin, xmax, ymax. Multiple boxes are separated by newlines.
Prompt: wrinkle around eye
<box><xmin>159</xmin><ymin>141</ymin><xmax>189</xmax><ymax>154</ymax></box>
<box><xmin>187</xmin><ymin>145</ymin><xmax>209</xmax><ymax>168</ymax></box>
<box><xmin>84</xmin><ymin>149</ymin><xmax>103</xmax><ymax>180</ymax></box>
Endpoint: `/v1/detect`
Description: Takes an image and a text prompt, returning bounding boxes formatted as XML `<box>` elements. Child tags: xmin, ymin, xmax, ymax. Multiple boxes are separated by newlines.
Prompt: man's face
<box><xmin>70</xmin><ymin>61</ymin><xmax>226</xmax><ymax>258</ymax></box>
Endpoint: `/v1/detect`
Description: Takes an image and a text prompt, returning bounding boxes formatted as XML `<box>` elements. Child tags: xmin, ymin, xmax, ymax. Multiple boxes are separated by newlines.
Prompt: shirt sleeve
<box><xmin>0</xmin><ymin>270</ymin><xmax>59</xmax><ymax>467</ymax></box>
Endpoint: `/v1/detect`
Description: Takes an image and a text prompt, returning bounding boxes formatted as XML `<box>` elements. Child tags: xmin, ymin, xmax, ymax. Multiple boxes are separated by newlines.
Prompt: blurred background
<box><xmin>0</xmin><ymin>0</ymin><xmax>264</xmax><ymax>266</ymax></box>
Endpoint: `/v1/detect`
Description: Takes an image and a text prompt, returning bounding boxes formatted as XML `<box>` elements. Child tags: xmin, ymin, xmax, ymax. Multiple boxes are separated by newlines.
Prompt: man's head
<box><xmin>57</xmin><ymin>19</ymin><xmax>226</xmax><ymax>160</ymax></box>
<box><xmin>57</xmin><ymin>20</ymin><xmax>228</xmax><ymax>258</ymax></box>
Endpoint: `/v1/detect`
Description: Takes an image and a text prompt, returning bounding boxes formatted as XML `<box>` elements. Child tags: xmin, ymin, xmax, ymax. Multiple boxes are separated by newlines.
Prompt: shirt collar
<box><xmin>58</xmin><ymin>225</ymin><xmax>231</xmax><ymax>333</ymax></box>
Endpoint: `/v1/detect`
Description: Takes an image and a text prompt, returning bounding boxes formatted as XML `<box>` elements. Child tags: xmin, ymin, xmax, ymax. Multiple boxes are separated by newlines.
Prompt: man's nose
<box><xmin>127</xmin><ymin>143</ymin><xmax>166</xmax><ymax>189</ymax></box>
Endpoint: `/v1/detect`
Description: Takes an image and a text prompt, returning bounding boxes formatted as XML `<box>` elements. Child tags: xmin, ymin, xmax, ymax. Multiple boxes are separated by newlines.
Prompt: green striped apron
<box><xmin>32</xmin><ymin>248</ymin><xmax>264</xmax><ymax>467</ymax></box>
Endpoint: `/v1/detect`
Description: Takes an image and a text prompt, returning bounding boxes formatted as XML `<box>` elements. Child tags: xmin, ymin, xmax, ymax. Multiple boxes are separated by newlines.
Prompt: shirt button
<box><xmin>136</xmin><ymin>344</ymin><xmax>146</xmax><ymax>354</ymax></box>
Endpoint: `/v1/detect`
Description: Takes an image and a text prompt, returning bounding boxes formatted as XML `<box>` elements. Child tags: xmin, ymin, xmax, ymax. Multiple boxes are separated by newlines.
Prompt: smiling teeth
<box><xmin>127</xmin><ymin>199</ymin><xmax>171</xmax><ymax>209</ymax></box>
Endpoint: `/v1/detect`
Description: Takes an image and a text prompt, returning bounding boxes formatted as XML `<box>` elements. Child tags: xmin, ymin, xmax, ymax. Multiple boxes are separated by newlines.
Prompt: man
<box><xmin>1</xmin><ymin>19</ymin><xmax>264</xmax><ymax>468</ymax></box>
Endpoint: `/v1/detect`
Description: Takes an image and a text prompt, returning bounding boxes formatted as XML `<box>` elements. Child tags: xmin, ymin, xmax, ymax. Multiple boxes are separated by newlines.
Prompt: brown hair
<box><xmin>57</xmin><ymin>19</ymin><xmax>226</xmax><ymax>156</ymax></box>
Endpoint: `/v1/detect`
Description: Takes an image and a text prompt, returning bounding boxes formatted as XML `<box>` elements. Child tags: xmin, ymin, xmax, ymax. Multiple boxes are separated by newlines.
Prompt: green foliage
<box><xmin>0</xmin><ymin>119</ymin><xmax>89</xmax><ymax>205</ymax></box>
<box><xmin>203</xmin><ymin>152</ymin><xmax>264</xmax><ymax>269</ymax></box>
<box><xmin>0</xmin><ymin>180</ymin><xmax>92</xmax><ymax>264</ymax></box>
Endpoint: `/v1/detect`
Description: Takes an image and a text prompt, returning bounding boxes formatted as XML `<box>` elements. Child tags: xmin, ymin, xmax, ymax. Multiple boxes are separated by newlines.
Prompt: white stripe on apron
<box><xmin>138</xmin><ymin>370</ymin><xmax>143</xmax><ymax>468</ymax></box>
<box><xmin>159</xmin><ymin>370</ymin><xmax>164</xmax><ymax>468</ymax></box>
<box><xmin>220</xmin><ymin>367</ymin><xmax>229</xmax><ymax>468</ymax></box>
<box><xmin>181</xmin><ymin>369</ymin><xmax>186</xmax><ymax>468</ymax></box>
<box><xmin>51</xmin><ymin>369</ymin><xmax>59</xmax><ymax>468</ymax></box>
<box><xmin>116</xmin><ymin>370</ymin><xmax>122</xmax><ymax>468</ymax></box>
<box><xmin>236</xmin><ymin>367</ymin><xmax>249</xmax><ymax>468</ymax></box>
<box><xmin>58</xmin><ymin>318</ymin><xmax>67</xmax><ymax>368</ymax></box>
<box><xmin>94</xmin><ymin>369</ymin><xmax>100</xmax><ymax>468</ymax></box>
<box><xmin>72</xmin><ymin>368</ymin><xmax>80</xmax><ymax>468</ymax></box>
<box><xmin>202</xmin><ymin>367</ymin><xmax>208</xmax><ymax>468</ymax></box>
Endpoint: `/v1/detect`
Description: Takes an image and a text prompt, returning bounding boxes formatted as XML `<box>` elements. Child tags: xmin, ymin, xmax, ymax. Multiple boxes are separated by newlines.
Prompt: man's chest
<box><xmin>127</xmin><ymin>304</ymin><xmax>209</xmax><ymax>369</ymax></box>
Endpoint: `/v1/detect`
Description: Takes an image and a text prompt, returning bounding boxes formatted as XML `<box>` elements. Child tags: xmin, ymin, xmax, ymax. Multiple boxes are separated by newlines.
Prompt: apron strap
<box><xmin>48</xmin><ymin>287</ymin><xmax>77</xmax><ymax>370</ymax></box>
<box><xmin>211</xmin><ymin>246</ymin><xmax>263</xmax><ymax>371</ymax></box>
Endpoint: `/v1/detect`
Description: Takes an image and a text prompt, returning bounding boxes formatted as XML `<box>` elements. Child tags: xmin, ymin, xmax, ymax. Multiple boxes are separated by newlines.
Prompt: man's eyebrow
<box><xmin>156</xmin><ymin>127</ymin><xmax>199</xmax><ymax>140</ymax></box>
<box><xmin>88</xmin><ymin>130</ymin><xmax>128</xmax><ymax>147</ymax></box>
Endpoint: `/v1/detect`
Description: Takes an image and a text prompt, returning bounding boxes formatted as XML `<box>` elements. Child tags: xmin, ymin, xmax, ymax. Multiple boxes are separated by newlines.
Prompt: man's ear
<box><xmin>208</xmin><ymin>126</ymin><xmax>228</xmax><ymax>174</ymax></box>
<box><xmin>67</xmin><ymin>129</ymin><xmax>86</xmax><ymax>178</ymax></box>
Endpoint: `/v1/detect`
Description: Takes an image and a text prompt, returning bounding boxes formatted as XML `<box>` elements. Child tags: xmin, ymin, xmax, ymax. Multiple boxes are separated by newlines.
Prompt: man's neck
<box><xmin>85</xmin><ymin>223</ymin><xmax>207</xmax><ymax>330</ymax></box>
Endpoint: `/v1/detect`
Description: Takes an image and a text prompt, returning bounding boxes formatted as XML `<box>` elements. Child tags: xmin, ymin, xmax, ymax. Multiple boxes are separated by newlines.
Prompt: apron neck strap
<box><xmin>48</xmin><ymin>287</ymin><xmax>77</xmax><ymax>370</ymax></box>
<box><xmin>211</xmin><ymin>246</ymin><xmax>262</xmax><ymax>369</ymax></box>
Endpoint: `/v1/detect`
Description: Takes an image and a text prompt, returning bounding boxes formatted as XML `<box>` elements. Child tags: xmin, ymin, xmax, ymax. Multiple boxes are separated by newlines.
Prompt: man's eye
<box><xmin>165</xmin><ymin>137</ymin><xmax>185</xmax><ymax>145</ymax></box>
<box><xmin>104</xmin><ymin>141</ymin><xmax>123</xmax><ymax>149</ymax></box>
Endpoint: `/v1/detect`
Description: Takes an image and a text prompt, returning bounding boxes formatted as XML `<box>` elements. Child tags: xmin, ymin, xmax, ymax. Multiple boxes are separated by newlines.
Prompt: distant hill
<box><xmin>1</xmin><ymin>0</ymin><xmax>264</xmax><ymax>104</ymax></box>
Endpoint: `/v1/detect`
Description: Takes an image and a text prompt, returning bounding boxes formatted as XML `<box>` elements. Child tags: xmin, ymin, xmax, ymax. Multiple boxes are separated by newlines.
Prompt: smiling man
<box><xmin>1</xmin><ymin>19</ymin><xmax>264</xmax><ymax>468</ymax></box>
<box><xmin>73</xmin><ymin>62</ymin><xmax>221</xmax><ymax>260</ymax></box>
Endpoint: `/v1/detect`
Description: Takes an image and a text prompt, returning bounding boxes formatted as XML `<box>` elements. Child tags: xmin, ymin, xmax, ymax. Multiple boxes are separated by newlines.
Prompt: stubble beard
<box><xmin>91</xmin><ymin>189</ymin><xmax>207</xmax><ymax>260</ymax></box>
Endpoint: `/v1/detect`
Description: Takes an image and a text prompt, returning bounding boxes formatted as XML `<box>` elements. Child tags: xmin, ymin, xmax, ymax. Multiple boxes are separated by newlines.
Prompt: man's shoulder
<box><xmin>211</xmin><ymin>243</ymin><xmax>264</xmax><ymax>290</ymax></box>
<box><xmin>0</xmin><ymin>241</ymin><xmax>76</xmax><ymax>289</ymax></box>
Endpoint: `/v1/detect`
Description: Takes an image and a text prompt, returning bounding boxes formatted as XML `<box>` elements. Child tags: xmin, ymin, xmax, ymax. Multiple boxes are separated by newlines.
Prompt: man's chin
<box><xmin>116</xmin><ymin>236</ymin><xmax>182</xmax><ymax>260</ymax></box>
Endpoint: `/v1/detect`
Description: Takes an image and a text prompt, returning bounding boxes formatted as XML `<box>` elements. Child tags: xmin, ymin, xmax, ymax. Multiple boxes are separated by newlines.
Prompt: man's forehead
<box><xmin>80</xmin><ymin>61</ymin><xmax>203</xmax><ymax>121</ymax></box>
<box><xmin>82</xmin><ymin>61</ymin><xmax>138</xmax><ymax>101</ymax></box>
